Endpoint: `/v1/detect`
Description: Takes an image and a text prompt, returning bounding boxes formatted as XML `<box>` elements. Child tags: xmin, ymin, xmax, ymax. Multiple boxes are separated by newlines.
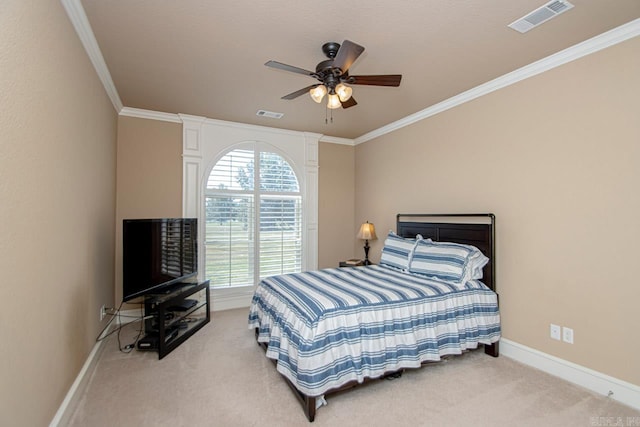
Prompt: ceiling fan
<box><xmin>265</xmin><ymin>40</ymin><xmax>402</xmax><ymax>110</ymax></box>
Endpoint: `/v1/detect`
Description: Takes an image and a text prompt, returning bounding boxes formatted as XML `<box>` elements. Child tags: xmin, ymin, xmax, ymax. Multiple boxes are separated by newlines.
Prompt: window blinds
<box><xmin>205</xmin><ymin>148</ymin><xmax>302</xmax><ymax>288</ymax></box>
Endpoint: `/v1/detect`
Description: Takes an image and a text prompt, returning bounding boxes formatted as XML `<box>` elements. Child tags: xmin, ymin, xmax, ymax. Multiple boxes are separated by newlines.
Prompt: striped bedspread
<box><xmin>248</xmin><ymin>265</ymin><xmax>500</xmax><ymax>397</ymax></box>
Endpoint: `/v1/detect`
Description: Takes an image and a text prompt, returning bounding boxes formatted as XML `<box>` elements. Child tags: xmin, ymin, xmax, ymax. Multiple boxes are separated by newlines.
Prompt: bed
<box><xmin>248</xmin><ymin>214</ymin><xmax>500</xmax><ymax>422</ymax></box>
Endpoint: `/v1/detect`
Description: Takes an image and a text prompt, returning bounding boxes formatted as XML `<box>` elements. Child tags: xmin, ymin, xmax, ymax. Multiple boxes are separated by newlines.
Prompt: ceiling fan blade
<box><xmin>341</xmin><ymin>96</ymin><xmax>357</xmax><ymax>109</ymax></box>
<box><xmin>333</xmin><ymin>40</ymin><xmax>365</xmax><ymax>74</ymax></box>
<box><xmin>265</xmin><ymin>60</ymin><xmax>315</xmax><ymax>77</ymax></box>
<box><xmin>281</xmin><ymin>84</ymin><xmax>319</xmax><ymax>100</ymax></box>
<box><xmin>348</xmin><ymin>75</ymin><xmax>402</xmax><ymax>86</ymax></box>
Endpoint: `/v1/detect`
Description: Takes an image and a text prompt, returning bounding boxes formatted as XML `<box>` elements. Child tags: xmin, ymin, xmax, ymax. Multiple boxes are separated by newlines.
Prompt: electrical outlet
<box><xmin>550</xmin><ymin>324</ymin><xmax>561</xmax><ymax>341</ymax></box>
<box><xmin>99</xmin><ymin>304</ymin><xmax>106</xmax><ymax>322</ymax></box>
<box><xmin>562</xmin><ymin>327</ymin><xmax>574</xmax><ymax>344</ymax></box>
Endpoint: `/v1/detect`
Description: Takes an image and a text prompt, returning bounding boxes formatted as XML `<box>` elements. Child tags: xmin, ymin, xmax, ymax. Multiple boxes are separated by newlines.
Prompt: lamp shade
<box><xmin>310</xmin><ymin>85</ymin><xmax>327</xmax><ymax>103</ymax></box>
<box><xmin>356</xmin><ymin>221</ymin><xmax>377</xmax><ymax>241</ymax></box>
<box><xmin>335</xmin><ymin>83</ymin><xmax>353</xmax><ymax>102</ymax></box>
<box><xmin>327</xmin><ymin>93</ymin><xmax>341</xmax><ymax>109</ymax></box>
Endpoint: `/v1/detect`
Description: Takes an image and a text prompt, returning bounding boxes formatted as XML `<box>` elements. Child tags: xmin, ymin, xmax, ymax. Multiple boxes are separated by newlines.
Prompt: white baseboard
<box><xmin>210</xmin><ymin>290</ymin><xmax>253</xmax><ymax>311</ymax></box>
<box><xmin>49</xmin><ymin>313</ymin><xmax>143</xmax><ymax>426</ymax></box>
<box><xmin>49</xmin><ymin>333</ymin><xmax>108</xmax><ymax>426</ymax></box>
<box><xmin>48</xmin><ymin>300</ymin><xmax>231</xmax><ymax>424</ymax></box>
<box><xmin>500</xmin><ymin>338</ymin><xmax>640</xmax><ymax>411</ymax></box>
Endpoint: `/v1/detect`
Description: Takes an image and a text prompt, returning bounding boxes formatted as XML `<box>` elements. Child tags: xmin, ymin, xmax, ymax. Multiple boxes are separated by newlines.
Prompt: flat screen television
<box><xmin>123</xmin><ymin>218</ymin><xmax>198</xmax><ymax>302</ymax></box>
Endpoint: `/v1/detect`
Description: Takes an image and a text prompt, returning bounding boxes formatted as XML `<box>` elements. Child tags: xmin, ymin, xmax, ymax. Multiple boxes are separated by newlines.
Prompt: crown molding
<box><xmin>355</xmin><ymin>18</ymin><xmax>640</xmax><ymax>145</ymax></box>
<box><xmin>61</xmin><ymin>0</ymin><xmax>123</xmax><ymax>112</ymax></box>
<box><xmin>318</xmin><ymin>136</ymin><xmax>355</xmax><ymax>146</ymax></box>
<box><xmin>120</xmin><ymin>107</ymin><xmax>181</xmax><ymax>123</ymax></box>
<box><xmin>124</xmin><ymin>108</ymin><xmax>350</xmax><ymax>144</ymax></box>
<box><xmin>197</xmin><ymin>115</ymin><xmax>325</xmax><ymax>139</ymax></box>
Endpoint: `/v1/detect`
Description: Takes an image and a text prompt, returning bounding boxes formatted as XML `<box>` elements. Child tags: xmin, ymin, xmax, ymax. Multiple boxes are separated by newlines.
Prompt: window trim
<box><xmin>180</xmin><ymin>116</ymin><xmax>319</xmax><ymax>310</ymax></box>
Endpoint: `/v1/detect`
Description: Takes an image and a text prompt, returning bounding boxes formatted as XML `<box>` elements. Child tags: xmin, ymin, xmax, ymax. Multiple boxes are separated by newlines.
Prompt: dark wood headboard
<box><xmin>396</xmin><ymin>214</ymin><xmax>496</xmax><ymax>292</ymax></box>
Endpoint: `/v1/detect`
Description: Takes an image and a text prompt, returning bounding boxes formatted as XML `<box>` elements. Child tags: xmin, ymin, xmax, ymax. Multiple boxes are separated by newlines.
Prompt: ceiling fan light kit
<box><xmin>266</xmin><ymin>40</ymin><xmax>402</xmax><ymax>118</ymax></box>
<box><xmin>310</xmin><ymin>83</ymin><xmax>352</xmax><ymax>107</ymax></box>
<box><xmin>335</xmin><ymin>83</ymin><xmax>353</xmax><ymax>102</ymax></box>
<box><xmin>310</xmin><ymin>85</ymin><xmax>327</xmax><ymax>103</ymax></box>
<box><xmin>327</xmin><ymin>93</ymin><xmax>342</xmax><ymax>109</ymax></box>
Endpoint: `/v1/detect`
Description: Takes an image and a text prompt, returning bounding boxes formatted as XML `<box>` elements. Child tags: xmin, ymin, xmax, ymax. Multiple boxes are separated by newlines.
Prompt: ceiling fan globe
<box><xmin>309</xmin><ymin>85</ymin><xmax>327</xmax><ymax>103</ymax></box>
<box><xmin>327</xmin><ymin>93</ymin><xmax>341</xmax><ymax>109</ymax></box>
<box><xmin>336</xmin><ymin>83</ymin><xmax>353</xmax><ymax>102</ymax></box>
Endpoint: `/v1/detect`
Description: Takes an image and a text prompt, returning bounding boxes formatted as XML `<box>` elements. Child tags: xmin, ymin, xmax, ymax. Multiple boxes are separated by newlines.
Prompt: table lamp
<box><xmin>356</xmin><ymin>221</ymin><xmax>377</xmax><ymax>265</ymax></box>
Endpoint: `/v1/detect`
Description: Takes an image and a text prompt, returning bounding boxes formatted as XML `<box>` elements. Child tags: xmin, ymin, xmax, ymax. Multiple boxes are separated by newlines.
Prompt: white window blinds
<box><xmin>205</xmin><ymin>148</ymin><xmax>302</xmax><ymax>288</ymax></box>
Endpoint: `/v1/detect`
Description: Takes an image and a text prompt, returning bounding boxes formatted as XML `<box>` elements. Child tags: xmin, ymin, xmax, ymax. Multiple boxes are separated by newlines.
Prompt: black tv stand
<box><xmin>138</xmin><ymin>281</ymin><xmax>210</xmax><ymax>358</ymax></box>
<box><xmin>137</xmin><ymin>328</ymin><xmax>179</xmax><ymax>350</ymax></box>
<box><xmin>167</xmin><ymin>298</ymin><xmax>198</xmax><ymax>312</ymax></box>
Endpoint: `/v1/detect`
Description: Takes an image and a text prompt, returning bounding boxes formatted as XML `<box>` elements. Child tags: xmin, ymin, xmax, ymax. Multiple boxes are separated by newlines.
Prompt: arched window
<box><xmin>204</xmin><ymin>148</ymin><xmax>302</xmax><ymax>288</ymax></box>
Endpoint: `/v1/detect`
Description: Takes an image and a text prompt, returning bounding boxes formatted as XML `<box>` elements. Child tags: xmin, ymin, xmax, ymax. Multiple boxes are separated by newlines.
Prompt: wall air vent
<box><xmin>508</xmin><ymin>0</ymin><xmax>574</xmax><ymax>33</ymax></box>
<box><xmin>256</xmin><ymin>110</ymin><xmax>284</xmax><ymax>119</ymax></box>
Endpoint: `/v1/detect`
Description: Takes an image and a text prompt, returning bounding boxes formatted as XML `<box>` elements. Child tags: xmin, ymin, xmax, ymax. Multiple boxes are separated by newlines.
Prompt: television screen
<box><xmin>123</xmin><ymin>218</ymin><xmax>198</xmax><ymax>302</ymax></box>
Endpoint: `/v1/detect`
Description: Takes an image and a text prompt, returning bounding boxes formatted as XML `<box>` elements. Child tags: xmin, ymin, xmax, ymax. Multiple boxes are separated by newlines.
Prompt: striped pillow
<box><xmin>464</xmin><ymin>248</ymin><xmax>489</xmax><ymax>282</ymax></box>
<box><xmin>379</xmin><ymin>232</ymin><xmax>422</xmax><ymax>271</ymax></box>
<box><xmin>409</xmin><ymin>239</ymin><xmax>488</xmax><ymax>284</ymax></box>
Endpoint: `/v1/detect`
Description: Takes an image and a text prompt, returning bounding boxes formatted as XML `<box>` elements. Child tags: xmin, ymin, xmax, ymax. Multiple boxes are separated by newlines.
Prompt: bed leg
<box><xmin>255</xmin><ymin>328</ymin><xmax>317</xmax><ymax>422</ymax></box>
<box><xmin>484</xmin><ymin>342</ymin><xmax>499</xmax><ymax>357</ymax></box>
<box><xmin>303</xmin><ymin>396</ymin><xmax>316</xmax><ymax>422</ymax></box>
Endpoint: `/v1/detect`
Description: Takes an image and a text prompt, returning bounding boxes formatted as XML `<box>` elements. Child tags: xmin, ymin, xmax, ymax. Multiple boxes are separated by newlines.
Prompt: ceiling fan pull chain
<box><xmin>325</xmin><ymin>106</ymin><xmax>333</xmax><ymax>124</ymax></box>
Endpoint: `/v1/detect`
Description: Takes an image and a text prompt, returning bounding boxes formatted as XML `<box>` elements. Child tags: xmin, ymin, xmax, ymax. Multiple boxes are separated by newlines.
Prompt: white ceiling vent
<box><xmin>508</xmin><ymin>0</ymin><xmax>574</xmax><ymax>33</ymax></box>
<box><xmin>256</xmin><ymin>110</ymin><xmax>284</xmax><ymax>119</ymax></box>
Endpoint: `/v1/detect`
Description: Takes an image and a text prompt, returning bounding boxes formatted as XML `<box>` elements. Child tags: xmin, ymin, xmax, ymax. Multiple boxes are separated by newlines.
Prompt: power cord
<box><xmin>95</xmin><ymin>300</ymin><xmax>147</xmax><ymax>353</ymax></box>
<box><xmin>95</xmin><ymin>300</ymin><xmax>125</xmax><ymax>342</ymax></box>
<box><xmin>117</xmin><ymin>304</ymin><xmax>144</xmax><ymax>353</ymax></box>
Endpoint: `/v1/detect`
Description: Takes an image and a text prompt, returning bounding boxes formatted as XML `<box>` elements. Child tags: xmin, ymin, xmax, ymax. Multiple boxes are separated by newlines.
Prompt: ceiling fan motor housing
<box><xmin>321</xmin><ymin>42</ymin><xmax>341</xmax><ymax>58</ymax></box>
<box><xmin>315</xmin><ymin>60</ymin><xmax>344</xmax><ymax>88</ymax></box>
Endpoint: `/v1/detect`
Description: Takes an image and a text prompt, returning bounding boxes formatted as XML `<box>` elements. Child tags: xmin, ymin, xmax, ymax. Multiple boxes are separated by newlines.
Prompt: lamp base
<box><xmin>363</xmin><ymin>240</ymin><xmax>371</xmax><ymax>265</ymax></box>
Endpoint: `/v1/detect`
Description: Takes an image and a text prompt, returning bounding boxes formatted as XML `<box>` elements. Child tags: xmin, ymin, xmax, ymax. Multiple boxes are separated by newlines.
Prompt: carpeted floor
<box><xmin>68</xmin><ymin>308</ymin><xmax>639</xmax><ymax>426</ymax></box>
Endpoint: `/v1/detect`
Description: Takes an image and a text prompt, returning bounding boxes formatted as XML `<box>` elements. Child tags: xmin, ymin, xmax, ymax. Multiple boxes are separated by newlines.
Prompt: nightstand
<box><xmin>339</xmin><ymin>259</ymin><xmax>365</xmax><ymax>267</ymax></box>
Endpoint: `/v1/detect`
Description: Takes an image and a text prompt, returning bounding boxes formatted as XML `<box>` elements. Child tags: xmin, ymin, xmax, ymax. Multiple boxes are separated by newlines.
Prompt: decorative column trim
<box><xmin>179</xmin><ymin>114</ymin><xmax>207</xmax><ymax>283</ymax></box>
<box><xmin>304</xmin><ymin>132</ymin><xmax>320</xmax><ymax>271</ymax></box>
<box><xmin>179</xmin><ymin>115</ymin><xmax>206</xmax><ymax>217</ymax></box>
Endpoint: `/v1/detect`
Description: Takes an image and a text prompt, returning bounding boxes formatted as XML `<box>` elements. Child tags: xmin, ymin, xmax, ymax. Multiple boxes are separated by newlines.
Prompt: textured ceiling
<box><xmin>80</xmin><ymin>0</ymin><xmax>640</xmax><ymax>139</ymax></box>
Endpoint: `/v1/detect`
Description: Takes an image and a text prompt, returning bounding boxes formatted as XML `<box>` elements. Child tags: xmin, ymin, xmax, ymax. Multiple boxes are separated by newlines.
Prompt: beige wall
<box><xmin>115</xmin><ymin>116</ymin><xmax>183</xmax><ymax>302</ymax></box>
<box><xmin>318</xmin><ymin>142</ymin><xmax>356</xmax><ymax>268</ymax></box>
<box><xmin>0</xmin><ymin>1</ymin><xmax>118</xmax><ymax>425</ymax></box>
<box><xmin>355</xmin><ymin>37</ymin><xmax>640</xmax><ymax>386</ymax></box>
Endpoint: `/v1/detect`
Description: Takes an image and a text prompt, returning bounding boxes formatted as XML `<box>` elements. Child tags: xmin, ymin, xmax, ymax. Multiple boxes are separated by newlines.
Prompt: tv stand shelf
<box><xmin>139</xmin><ymin>281</ymin><xmax>210</xmax><ymax>359</ymax></box>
